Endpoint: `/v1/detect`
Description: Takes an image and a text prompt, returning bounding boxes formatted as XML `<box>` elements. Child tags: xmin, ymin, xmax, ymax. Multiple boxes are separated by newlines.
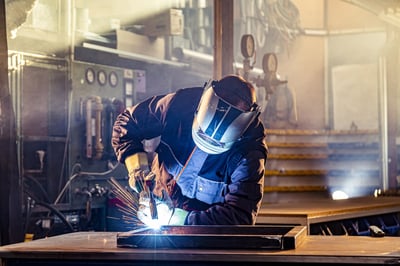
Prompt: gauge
<box><xmin>262</xmin><ymin>53</ymin><xmax>278</xmax><ymax>73</ymax></box>
<box><xmin>98</xmin><ymin>70</ymin><xmax>107</xmax><ymax>86</ymax></box>
<box><xmin>109</xmin><ymin>71</ymin><xmax>118</xmax><ymax>87</ymax></box>
<box><xmin>240</xmin><ymin>34</ymin><xmax>255</xmax><ymax>58</ymax></box>
<box><xmin>85</xmin><ymin>68</ymin><xmax>95</xmax><ymax>84</ymax></box>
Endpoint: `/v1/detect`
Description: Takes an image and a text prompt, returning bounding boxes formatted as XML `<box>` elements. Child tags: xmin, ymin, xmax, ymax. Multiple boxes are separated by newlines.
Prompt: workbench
<box><xmin>1</xmin><ymin>196</ymin><xmax>400</xmax><ymax>265</ymax></box>
<box><xmin>1</xmin><ymin>231</ymin><xmax>400</xmax><ymax>265</ymax></box>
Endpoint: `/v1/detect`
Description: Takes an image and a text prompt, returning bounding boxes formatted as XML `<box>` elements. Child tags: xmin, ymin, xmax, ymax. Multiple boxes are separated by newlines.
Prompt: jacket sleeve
<box><xmin>185</xmin><ymin>147</ymin><xmax>266</xmax><ymax>225</ymax></box>
<box><xmin>111</xmin><ymin>94</ymin><xmax>172</xmax><ymax>163</ymax></box>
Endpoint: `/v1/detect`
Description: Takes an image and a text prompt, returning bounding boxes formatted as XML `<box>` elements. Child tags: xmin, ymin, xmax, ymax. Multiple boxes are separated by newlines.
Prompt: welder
<box><xmin>112</xmin><ymin>74</ymin><xmax>268</xmax><ymax>225</ymax></box>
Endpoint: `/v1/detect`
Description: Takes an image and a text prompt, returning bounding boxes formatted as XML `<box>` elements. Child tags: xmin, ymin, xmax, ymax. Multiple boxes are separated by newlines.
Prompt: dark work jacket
<box><xmin>112</xmin><ymin>87</ymin><xmax>268</xmax><ymax>225</ymax></box>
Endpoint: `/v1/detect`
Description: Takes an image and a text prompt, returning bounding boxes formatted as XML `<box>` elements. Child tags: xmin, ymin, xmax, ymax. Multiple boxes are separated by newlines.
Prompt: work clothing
<box><xmin>112</xmin><ymin>86</ymin><xmax>268</xmax><ymax>225</ymax></box>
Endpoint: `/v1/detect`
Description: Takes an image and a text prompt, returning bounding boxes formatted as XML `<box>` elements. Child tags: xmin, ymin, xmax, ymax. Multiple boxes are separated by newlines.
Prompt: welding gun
<box><xmin>125</xmin><ymin>152</ymin><xmax>149</xmax><ymax>193</ymax></box>
<box><xmin>143</xmin><ymin>172</ymin><xmax>158</xmax><ymax>220</ymax></box>
<box><xmin>125</xmin><ymin>152</ymin><xmax>158</xmax><ymax>220</ymax></box>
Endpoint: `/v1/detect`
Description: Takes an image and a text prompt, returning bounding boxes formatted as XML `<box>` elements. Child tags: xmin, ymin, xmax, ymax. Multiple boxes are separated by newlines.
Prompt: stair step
<box><xmin>265</xmin><ymin>169</ymin><xmax>327</xmax><ymax>176</ymax></box>
<box><xmin>262</xmin><ymin>129</ymin><xmax>381</xmax><ymax>201</ymax></box>
<box><xmin>264</xmin><ymin>186</ymin><xmax>327</xmax><ymax>192</ymax></box>
<box><xmin>267</xmin><ymin>142</ymin><xmax>327</xmax><ymax>148</ymax></box>
<box><xmin>268</xmin><ymin>154</ymin><xmax>327</xmax><ymax>160</ymax></box>
<box><xmin>266</xmin><ymin>129</ymin><xmax>379</xmax><ymax>136</ymax></box>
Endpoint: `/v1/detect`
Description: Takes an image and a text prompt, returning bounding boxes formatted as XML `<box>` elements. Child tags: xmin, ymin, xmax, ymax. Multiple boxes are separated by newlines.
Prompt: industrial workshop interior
<box><xmin>1</xmin><ymin>0</ymin><xmax>400</xmax><ymax>265</ymax></box>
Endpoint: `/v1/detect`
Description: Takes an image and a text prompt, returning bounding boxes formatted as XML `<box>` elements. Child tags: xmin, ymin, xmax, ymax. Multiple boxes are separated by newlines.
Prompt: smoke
<box><xmin>6</xmin><ymin>0</ymin><xmax>38</xmax><ymax>39</ymax></box>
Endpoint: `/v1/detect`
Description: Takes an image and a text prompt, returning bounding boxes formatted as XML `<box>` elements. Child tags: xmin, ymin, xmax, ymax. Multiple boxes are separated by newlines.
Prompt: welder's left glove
<box><xmin>137</xmin><ymin>201</ymin><xmax>189</xmax><ymax>226</ymax></box>
<box><xmin>168</xmin><ymin>208</ymin><xmax>189</xmax><ymax>225</ymax></box>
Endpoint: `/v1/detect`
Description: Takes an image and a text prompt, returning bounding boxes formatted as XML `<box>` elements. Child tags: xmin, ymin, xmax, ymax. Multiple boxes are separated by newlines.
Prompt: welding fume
<box><xmin>112</xmin><ymin>74</ymin><xmax>268</xmax><ymax>227</ymax></box>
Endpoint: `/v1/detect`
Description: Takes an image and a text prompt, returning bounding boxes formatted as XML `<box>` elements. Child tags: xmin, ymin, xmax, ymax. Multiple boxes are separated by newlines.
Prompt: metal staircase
<box><xmin>263</xmin><ymin>129</ymin><xmax>381</xmax><ymax>203</ymax></box>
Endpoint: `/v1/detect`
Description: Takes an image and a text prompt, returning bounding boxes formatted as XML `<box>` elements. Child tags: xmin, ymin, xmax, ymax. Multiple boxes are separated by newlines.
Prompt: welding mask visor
<box><xmin>192</xmin><ymin>83</ymin><xmax>260</xmax><ymax>154</ymax></box>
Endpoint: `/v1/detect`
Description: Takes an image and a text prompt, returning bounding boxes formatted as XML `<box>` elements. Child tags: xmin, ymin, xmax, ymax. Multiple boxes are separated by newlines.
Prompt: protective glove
<box><xmin>168</xmin><ymin>208</ymin><xmax>189</xmax><ymax>225</ymax></box>
<box><xmin>137</xmin><ymin>200</ymin><xmax>189</xmax><ymax>226</ymax></box>
<box><xmin>124</xmin><ymin>152</ymin><xmax>150</xmax><ymax>193</ymax></box>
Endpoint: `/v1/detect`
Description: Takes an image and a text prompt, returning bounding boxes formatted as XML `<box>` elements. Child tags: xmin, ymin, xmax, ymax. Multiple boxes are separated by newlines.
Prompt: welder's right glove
<box><xmin>124</xmin><ymin>152</ymin><xmax>150</xmax><ymax>193</ymax></box>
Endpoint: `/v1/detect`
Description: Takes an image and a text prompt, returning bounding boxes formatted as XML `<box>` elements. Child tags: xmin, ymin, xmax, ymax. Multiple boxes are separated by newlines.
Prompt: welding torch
<box><xmin>143</xmin><ymin>172</ymin><xmax>158</xmax><ymax>220</ymax></box>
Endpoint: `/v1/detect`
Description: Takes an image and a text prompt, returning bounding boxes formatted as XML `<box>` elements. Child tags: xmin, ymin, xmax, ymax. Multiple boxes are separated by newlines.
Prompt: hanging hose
<box><xmin>34</xmin><ymin>201</ymin><xmax>75</xmax><ymax>233</ymax></box>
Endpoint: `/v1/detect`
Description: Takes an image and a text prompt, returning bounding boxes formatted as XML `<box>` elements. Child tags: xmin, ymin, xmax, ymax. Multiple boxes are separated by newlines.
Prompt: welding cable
<box><xmin>174</xmin><ymin>146</ymin><xmax>197</xmax><ymax>183</ymax></box>
<box><xmin>33</xmin><ymin>201</ymin><xmax>75</xmax><ymax>233</ymax></box>
<box><xmin>168</xmin><ymin>207</ymin><xmax>176</xmax><ymax>225</ymax></box>
<box><xmin>23</xmin><ymin>175</ymin><xmax>50</xmax><ymax>203</ymax></box>
<box><xmin>164</xmin><ymin>146</ymin><xmax>198</xmax><ymax>224</ymax></box>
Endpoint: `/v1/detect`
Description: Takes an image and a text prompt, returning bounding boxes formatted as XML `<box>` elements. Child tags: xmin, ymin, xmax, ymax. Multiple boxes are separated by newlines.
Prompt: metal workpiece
<box><xmin>116</xmin><ymin>225</ymin><xmax>307</xmax><ymax>250</ymax></box>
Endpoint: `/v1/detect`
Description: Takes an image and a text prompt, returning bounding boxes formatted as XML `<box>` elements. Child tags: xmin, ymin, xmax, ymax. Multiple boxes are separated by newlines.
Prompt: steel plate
<box><xmin>117</xmin><ymin>225</ymin><xmax>306</xmax><ymax>250</ymax></box>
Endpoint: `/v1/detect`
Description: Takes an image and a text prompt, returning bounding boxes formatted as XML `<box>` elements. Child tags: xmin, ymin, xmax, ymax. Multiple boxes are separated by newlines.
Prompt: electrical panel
<box><xmin>67</xmin><ymin>61</ymin><xmax>146</xmax><ymax>209</ymax></box>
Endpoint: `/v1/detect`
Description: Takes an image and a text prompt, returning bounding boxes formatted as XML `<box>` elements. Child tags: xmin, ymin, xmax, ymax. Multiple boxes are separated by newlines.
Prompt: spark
<box><xmin>107</xmin><ymin>177</ymin><xmax>143</xmax><ymax>229</ymax></box>
<box><xmin>108</xmin><ymin>177</ymin><xmax>174</xmax><ymax>229</ymax></box>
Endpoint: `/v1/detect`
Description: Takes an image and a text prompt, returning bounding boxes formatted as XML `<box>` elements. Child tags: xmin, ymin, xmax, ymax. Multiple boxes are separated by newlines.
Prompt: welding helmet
<box><xmin>192</xmin><ymin>75</ymin><xmax>260</xmax><ymax>154</ymax></box>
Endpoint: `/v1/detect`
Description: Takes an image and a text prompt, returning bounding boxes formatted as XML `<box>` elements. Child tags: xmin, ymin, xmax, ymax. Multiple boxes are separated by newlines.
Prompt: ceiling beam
<box><xmin>213</xmin><ymin>0</ymin><xmax>234</xmax><ymax>79</ymax></box>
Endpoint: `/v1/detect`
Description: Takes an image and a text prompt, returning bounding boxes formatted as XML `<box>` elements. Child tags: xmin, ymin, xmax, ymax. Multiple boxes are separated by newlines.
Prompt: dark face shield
<box><xmin>192</xmin><ymin>85</ymin><xmax>260</xmax><ymax>154</ymax></box>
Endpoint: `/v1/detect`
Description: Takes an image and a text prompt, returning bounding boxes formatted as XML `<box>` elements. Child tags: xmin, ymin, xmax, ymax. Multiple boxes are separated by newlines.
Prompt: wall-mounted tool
<box><xmin>83</xmin><ymin>96</ymin><xmax>104</xmax><ymax>160</ymax></box>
